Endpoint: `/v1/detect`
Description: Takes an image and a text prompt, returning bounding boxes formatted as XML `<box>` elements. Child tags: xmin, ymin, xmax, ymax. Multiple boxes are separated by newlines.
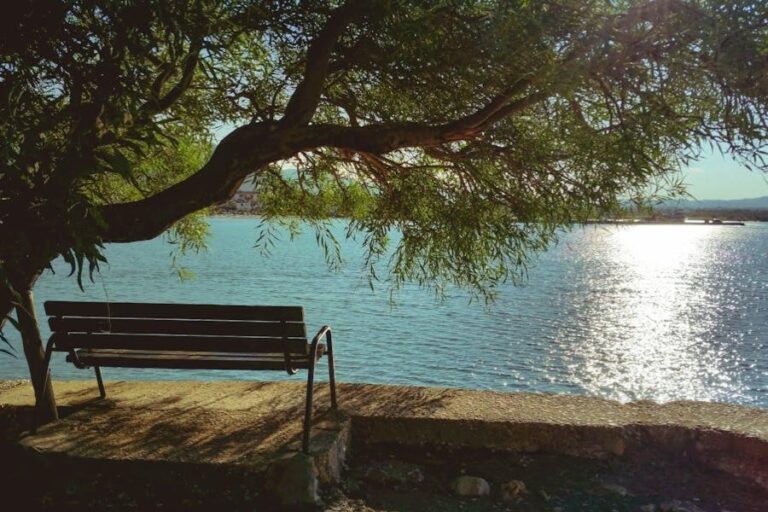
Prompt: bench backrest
<box><xmin>44</xmin><ymin>301</ymin><xmax>308</xmax><ymax>355</ymax></box>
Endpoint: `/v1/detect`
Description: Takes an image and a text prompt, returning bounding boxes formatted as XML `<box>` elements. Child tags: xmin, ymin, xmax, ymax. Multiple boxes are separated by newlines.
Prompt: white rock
<box><xmin>451</xmin><ymin>475</ymin><xmax>490</xmax><ymax>497</ymax></box>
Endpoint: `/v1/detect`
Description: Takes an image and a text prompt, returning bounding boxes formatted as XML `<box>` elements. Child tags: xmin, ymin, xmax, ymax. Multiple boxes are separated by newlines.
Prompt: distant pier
<box><xmin>586</xmin><ymin>220</ymin><xmax>745</xmax><ymax>226</ymax></box>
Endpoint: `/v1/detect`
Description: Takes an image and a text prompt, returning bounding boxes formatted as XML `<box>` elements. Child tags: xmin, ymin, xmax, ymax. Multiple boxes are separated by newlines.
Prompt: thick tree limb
<box><xmin>279</xmin><ymin>0</ymin><xmax>364</xmax><ymax>127</ymax></box>
<box><xmin>142</xmin><ymin>39</ymin><xmax>203</xmax><ymax>115</ymax></box>
<box><xmin>442</xmin><ymin>78</ymin><xmax>533</xmax><ymax>134</ymax></box>
<box><xmin>98</xmin><ymin>83</ymin><xmax>552</xmax><ymax>244</ymax></box>
<box><xmin>99</xmin><ymin>121</ymin><xmax>286</xmax><ymax>242</ymax></box>
<box><xmin>300</xmin><ymin>90</ymin><xmax>553</xmax><ymax>154</ymax></box>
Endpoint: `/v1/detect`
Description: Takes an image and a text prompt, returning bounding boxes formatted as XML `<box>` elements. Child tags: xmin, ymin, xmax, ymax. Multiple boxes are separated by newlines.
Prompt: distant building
<box><xmin>219</xmin><ymin>178</ymin><xmax>259</xmax><ymax>212</ymax></box>
<box><xmin>229</xmin><ymin>190</ymin><xmax>256</xmax><ymax>211</ymax></box>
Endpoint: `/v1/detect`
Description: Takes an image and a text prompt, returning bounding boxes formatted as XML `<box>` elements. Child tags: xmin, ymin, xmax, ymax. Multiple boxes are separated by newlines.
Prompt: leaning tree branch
<box><xmin>142</xmin><ymin>38</ymin><xmax>204</xmax><ymax>116</ymax></box>
<box><xmin>97</xmin><ymin>81</ymin><xmax>554</xmax><ymax>245</ymax></box>
<box><xmin>299</xmin><ymin>89</ymin><xmax>553</xmax><ymax>155</ymax></box>
<box><xmin>99</xmin><ymin>121</ymin><xmax>286</xmax><ymax>243</ymax></box>
<box><xmin>442</xmin><ymin>78</ymin><xmax>533</xmax><ymax>134</ymax></box>
<box><xmin>279</xmin><ymin>0</ymin><xmax>364</xmax><ymax>127</ymax></box>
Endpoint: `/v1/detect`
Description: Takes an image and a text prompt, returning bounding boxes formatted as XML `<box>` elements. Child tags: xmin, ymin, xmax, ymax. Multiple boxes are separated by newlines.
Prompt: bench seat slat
<box><xmin>44</xmin><ymin>301</ymin><xmax>304</xmax><ymax>322</ymax></box>
<box><xmin>49</xmin><ymin>317</ymin><xmax>307</xmax><ymax>338</ymax></box>
<box><xmin>52</xmin><ymin>333</ymin><xmax>309</xmax><ymax>355</ymax></box>
<box><xmin>69</xmin><ymin>348</ymin><xmax>324</xmax><ymax>371</ymax></box>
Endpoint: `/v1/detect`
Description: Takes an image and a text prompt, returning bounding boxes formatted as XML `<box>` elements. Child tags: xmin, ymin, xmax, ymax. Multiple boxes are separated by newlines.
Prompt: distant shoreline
<box><xmin>209</xmin><ymin>212</ymin><xmax>764</xmax><ymax>224</ymax></box>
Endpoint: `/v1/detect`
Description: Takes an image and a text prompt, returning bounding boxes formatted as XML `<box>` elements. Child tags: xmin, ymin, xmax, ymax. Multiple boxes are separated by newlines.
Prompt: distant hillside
<box><xmin>663</xmin><ymin>196</ymin><xmax>768</xmax><ymax>210</ymax></box>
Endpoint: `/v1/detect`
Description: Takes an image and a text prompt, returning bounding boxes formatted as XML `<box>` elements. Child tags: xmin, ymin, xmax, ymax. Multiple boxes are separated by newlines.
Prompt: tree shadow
<box><xmin>7</xmin><ymin>381</ymin><xmax>454</xmax><ymax>467</ymax></box>
<box><xmin>333</xmin><ymin>383</ymin><xmax>455</xmax><ymax>417</ymax></box>
<box><xmin>0</xmin><ymin>381</ymin><xmax>458</xmax><ymax>510</ymax></box>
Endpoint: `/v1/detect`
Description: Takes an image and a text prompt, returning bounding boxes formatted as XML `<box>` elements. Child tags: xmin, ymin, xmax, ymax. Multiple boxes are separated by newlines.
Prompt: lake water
<box><xmin>3</xmin><ymin>217</ymin><xmax>767</xmax><ymax>407</ymax></box>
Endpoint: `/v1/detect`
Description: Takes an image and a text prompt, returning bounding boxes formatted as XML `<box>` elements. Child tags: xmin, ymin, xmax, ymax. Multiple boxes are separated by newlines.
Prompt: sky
<box><xmin>682</xmin><ymin>150</ymin><xmax>768</xmax><ymax>200</ymax></box>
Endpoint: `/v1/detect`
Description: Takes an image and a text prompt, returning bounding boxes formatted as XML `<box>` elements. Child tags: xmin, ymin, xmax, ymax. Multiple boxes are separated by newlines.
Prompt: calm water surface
<box><xmin>3</xmin><ymin>218</ymin><xmax>767</xmax><ymax>407</ymax></box>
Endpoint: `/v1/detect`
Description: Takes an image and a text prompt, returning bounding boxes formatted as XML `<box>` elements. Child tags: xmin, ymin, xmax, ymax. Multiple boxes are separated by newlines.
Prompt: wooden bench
<box><xmin>41</xmin><ymin>301</ymin><xmax>337</xmax><ymax>453</ymax></box>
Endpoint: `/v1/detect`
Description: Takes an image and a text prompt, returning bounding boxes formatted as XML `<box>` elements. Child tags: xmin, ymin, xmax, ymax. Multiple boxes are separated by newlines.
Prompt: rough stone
<box><xmin>521</xmin><ymin>442</ymin><xmax>540</xmax><ymax>453</ymax></box>
<box><xmin>362</xmin><ymin>460</ymin><xmax>425</xmax><ymax>486</ymax></box>
<box><xmin>608</xmin><ymin>437</ymin><xmax>626</xmax><ymax>456</ymax></box>
<box><xmin>659</xmin><ymin>500</ymin><xmax>706</xmax><ymax>512</ymax></box>
<box><xmin>601</xmin><ymin>483</ymin><xmax>630</xmax><ymax>496</ymax></box>
<box><xmin>311</xmin><ymin>416</ymin><xmax>351</xmax><ymax>484</ymax></box>
<box><xmin>500</xmin><ymin>479</ymin><xmax>527</xmax><ymax>500</ymax></box>
<box><xmin>265</xmin><ymin>452</ymin><xmax>320</xmax><ymax>507</ymax></box>
<box><xmin>451</xmin><ymin>475</ymin><xmax>490</xmax><ymax>497</ymax></box>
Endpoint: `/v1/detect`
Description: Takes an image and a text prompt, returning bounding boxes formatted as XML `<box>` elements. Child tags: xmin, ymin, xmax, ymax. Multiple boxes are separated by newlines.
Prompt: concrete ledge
<box><xmin>2</xmin><ymin>380</ymin><xmax>766</xmax><ymax>492</ymax></box>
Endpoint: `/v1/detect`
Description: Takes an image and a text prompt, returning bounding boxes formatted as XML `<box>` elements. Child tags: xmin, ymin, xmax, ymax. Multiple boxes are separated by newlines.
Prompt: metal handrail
<box><xmin>302</xmin><ymin>325</ymin><xmax>337</xmax><ymax>453</ymax></box>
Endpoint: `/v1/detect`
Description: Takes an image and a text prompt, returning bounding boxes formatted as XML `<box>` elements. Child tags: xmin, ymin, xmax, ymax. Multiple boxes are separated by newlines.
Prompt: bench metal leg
<box><xmin>94</xmin><ymin>366</ymin><xmax>106</xmax><ymax>398</ymax></box>
<box><xmin>326</xmin><ymin>331</ymin><xmax>338</xmax><ymax>409</ymax></box>
<box><xmin>302</xmin><ymin>347</ymin><xmax>317</xmax><ymax>454</ymax></box>
<box><xmin>303</xmin><ymin>327</ymin><xmax>338</xmax><ymax>453</ymax></box>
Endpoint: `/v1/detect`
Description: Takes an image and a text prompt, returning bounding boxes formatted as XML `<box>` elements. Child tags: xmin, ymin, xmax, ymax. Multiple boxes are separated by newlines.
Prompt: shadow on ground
<box><xmin>0</xmin><ymin>381</ymin><xmax>456</xmax><ymax>511</ymax></box>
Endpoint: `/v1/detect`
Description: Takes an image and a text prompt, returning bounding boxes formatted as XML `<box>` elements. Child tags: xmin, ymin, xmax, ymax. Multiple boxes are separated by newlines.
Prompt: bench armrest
<box><xmin>309</xmin><ymin>325</ymin><xmax>332</xmax><ymax>362</ymax></box>
<box><xmin>311</xmin><ymin>325</ymin><xmax>331</xmax><ymax>345</ymax></box>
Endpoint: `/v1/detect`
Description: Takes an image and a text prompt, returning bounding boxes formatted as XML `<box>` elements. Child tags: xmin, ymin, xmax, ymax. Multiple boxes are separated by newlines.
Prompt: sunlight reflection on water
<box><xmin>559</xmin><ymin>226</ymin><xmax>743</xmax><ymax>403</ymax></box>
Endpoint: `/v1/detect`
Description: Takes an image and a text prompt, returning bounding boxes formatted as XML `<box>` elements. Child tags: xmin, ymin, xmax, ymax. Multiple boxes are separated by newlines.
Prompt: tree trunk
<box><xmin>0</xmin><ymin>285</ymin><xmax>13</xmax><ymax>333</ymax></box>
<box><xmin>14</xmin><ymin>284</ymin><xmax>58</xmax><ymax>424</ymax></box>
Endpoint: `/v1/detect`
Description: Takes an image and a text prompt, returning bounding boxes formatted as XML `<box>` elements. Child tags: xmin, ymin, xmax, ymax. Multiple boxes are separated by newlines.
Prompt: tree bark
<box><xmin>11</xmin><ymin>279</ymin><xmax>58</xmax><ymax>424</ymax></box>
<box><xmin>0</xmin><ymin>286</ymin><xmax>13</xmax><ymax>333</ymax></box>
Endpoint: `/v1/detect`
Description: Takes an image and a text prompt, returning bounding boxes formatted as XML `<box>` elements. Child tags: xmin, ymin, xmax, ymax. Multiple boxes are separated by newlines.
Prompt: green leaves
<box><xmin>60</xmin><ymin>242</ymin><xmax>108</xmax><ymax>291</ymax></box>
<box><xmin>1</xmin><ymin>0</ymin><xmax>767</xmax><ymax>310</ymax></box>
<box><xmin>98</xmin><ymin>150</ymin><xmax>133</xmax><ymax>179</ymax></box>
<box><xmin>0</xmin><ymin>314</ymin><xmax>20</xmax><ymax>358</ymax></box>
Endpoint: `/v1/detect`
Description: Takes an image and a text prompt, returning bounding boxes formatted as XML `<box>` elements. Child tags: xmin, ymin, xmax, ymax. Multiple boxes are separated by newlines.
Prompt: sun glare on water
<box><xmin>562</xmin><ymin>225</ymin><xmax>745</xmax><ymax>403</ymax></box>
